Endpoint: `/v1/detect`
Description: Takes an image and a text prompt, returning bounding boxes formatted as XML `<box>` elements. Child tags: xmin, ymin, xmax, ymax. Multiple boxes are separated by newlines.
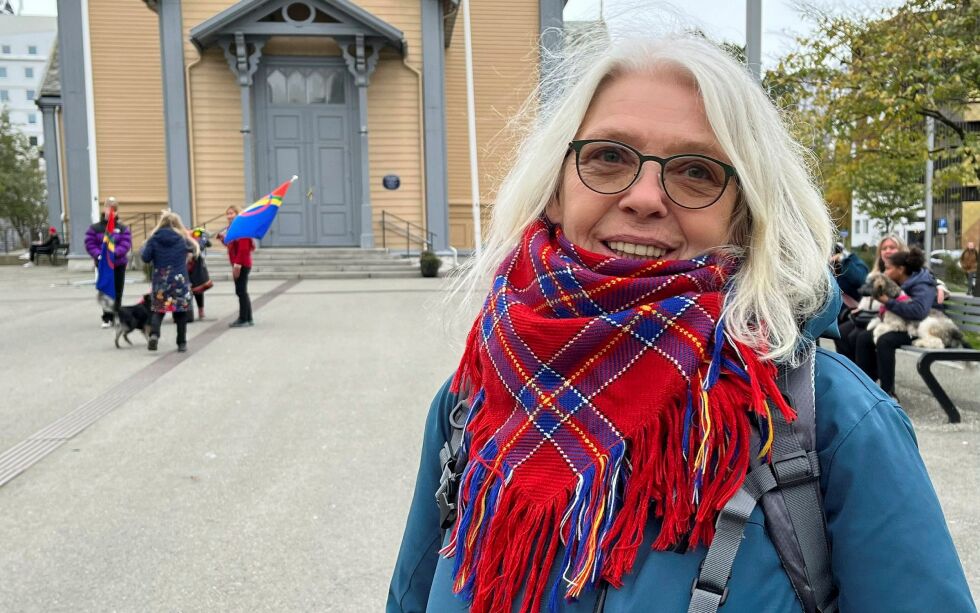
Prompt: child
<box><xmin>217</xmin><ymin>206</ymin><xmax>255</xmax><ymax>328</ymax></box>
<box><xmin>141</xmin><ymin>211</ymin><xmax>199</xmax><ymax>352</ymax></box>
<box><xmin>186</xmin><ymin>227</ymin><xmax>213</xmax><ymax>322</ymax></box>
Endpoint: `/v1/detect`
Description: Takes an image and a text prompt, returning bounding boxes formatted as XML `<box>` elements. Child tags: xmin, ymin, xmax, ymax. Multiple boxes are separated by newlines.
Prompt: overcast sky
<box><xmin>24</xmin><ymin>0</ymin><xmax>905</xmax><ymax>67</ymax></box>
<box><xmin>564</xmin><ymin>0</ymin><xmax>906</xmax><ymax>66</ymax></box>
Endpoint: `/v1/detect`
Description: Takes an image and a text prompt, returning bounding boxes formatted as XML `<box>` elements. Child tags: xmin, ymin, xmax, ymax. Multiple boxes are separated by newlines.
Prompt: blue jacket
<box><xmin>388</xmin><ymin>297</ymin><xmax>975</xmax><ymax>612</ymax></box>
<box><xmin>835</xmin><ymin>253</ymin><xmax>868</xmax><ymax>302</ymax></box>
<box><xmin>141</xmin><ymin>227</ymin><xmax>191</xmax><ymax>277</ymax></box>
<box><xmin>885</xmin><ymin>268</ymin><xmax>938</xmax><ymax>322</ymax></box>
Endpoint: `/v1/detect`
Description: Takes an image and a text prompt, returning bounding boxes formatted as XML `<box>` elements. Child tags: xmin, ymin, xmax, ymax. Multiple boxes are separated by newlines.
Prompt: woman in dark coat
<box><xmin>141</xmin><ymin>211</ymin><xmax>199</xmax><ymax>352</ymax></box>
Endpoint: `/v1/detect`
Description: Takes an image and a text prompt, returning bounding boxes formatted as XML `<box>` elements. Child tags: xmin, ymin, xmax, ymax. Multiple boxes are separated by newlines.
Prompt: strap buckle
<box><xmin>691</xmin><ymin>577</ymin><xmax>729</xmax><ymax>607</ymax></box>
<box><xmin>435</xmin><ymin>398</ymin><xmax>470</xmax><ymax>529</ymax></box>
<box><xmin>769</xmin><ymin>449</ymin><xmax>819</xmax><ymax>488</ymax></box>
<box><xmin>435</xmin><ymin>458</ymin><xmax>461</xmax><ymax>529</ymax></box>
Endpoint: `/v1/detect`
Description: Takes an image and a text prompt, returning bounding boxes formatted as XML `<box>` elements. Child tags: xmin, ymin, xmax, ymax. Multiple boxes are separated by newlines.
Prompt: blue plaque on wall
<box><xmin>383</xmin><ymin>175</ymin><xmax>401</xmax><ymax>190</ymax></box>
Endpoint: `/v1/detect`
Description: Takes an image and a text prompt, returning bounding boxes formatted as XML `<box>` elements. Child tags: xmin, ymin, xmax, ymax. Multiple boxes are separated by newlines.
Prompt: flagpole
<box><xmin>462</xmin><ymin>0</ymin><xmax>482</xmax><ymax>257</ymax></box>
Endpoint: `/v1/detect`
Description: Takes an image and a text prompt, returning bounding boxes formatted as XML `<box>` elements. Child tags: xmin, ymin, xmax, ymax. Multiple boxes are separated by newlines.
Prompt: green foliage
<box><xmin>420</xmin><ymin>250</ymin><xmax>442</xmax><ymax>278</ymax></box>
<box><xmin>767</xmin><ymin>0</ymin><xmax>980</xmax><ymax>231</ymax></box>
<box><xmin>0</xmin><ymin>110</ymin><xmax>47</xmax><ymax>247</ymax></box>
<box><xmin>938</xmin><ymin>254</ymin><xmax>967</xmax><ymax>286</ymax></box>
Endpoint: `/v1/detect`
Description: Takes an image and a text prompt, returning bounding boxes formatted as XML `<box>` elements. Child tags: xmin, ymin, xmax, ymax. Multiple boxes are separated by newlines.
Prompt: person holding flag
<box><xmin>217</xmin><ymin>176</ymin><xmax>297</xmax><ymax>328</ymax></box>
<box><xmin>87</xmin><ymin>197</ymin><xmax>131</xmax><ymax>328</ymax></box>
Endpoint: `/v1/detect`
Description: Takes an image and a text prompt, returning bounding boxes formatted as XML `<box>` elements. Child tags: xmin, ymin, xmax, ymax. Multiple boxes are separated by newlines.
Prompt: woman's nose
<box><xmin>617</xmin><ymin>162</ymin><xmax>670</xmax><ymax>218</ymax></box>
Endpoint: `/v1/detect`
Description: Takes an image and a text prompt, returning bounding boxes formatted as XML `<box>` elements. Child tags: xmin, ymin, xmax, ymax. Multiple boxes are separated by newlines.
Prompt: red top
<box><xmin>225</xmin><ymin>237</ymin><xmax>254</xmax><ymax>267</ymax></box>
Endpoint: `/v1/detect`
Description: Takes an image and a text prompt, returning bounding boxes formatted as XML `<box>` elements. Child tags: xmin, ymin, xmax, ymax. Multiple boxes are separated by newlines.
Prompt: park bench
<box><xmin>900</xmin><ymin>294</ymin><xmax>980</xmax><ymax>423</ymax></box>
<box><xmin>35</xmin><ymin>242</ymin><xmax>70</xmax><ymax>266</ymax></box>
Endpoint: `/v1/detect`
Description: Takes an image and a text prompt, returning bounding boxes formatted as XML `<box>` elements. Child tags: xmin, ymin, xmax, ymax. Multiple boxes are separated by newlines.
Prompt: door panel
<box><xmin>269</xmin><ymin>137</ymin><xmax>307</xmax><ymax>245</ymax></box>
<box><xmin>258</xmin><ymin>63</ymin><xmax>356</xmax><ymax>247</ymax></box>
<box><xmin>315</xmin><ymin>143</ymin><xmax>352</xmax><ymax>243</ymax></box>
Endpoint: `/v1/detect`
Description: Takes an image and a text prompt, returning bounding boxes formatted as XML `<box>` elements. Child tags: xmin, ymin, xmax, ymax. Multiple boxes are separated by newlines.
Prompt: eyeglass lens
<box><xmin>576</xmin><ymin>141</ymin><xmax>728</xmax><ymax>207</ymax></box>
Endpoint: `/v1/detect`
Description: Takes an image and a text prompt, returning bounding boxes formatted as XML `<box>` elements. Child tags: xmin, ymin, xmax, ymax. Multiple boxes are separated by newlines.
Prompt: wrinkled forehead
<box><xmin>577</xmin><ymin>65</ymin><xmax>727</xmax><ymax>160</ymax></box>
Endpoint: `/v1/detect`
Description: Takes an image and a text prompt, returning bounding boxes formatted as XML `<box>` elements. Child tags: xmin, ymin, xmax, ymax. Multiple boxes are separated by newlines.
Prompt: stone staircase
<box><xmin>205</xmin><ymin>247</ymin><xmax>420</xmax><ymax>280</ymax></box>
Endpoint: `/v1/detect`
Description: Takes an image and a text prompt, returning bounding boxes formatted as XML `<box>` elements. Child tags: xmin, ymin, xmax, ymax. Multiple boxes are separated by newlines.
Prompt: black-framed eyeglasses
<box><xmin>567</xmin><ymin>139</ymin><xmax>738</xmax><ymax>210</ymax></box>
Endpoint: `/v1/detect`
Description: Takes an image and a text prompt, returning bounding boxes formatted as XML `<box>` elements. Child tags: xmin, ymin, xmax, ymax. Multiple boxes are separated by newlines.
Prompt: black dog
<box><xmin>115</xmin><ymin>294</ymin><xmax>152</xmax><ymax>348</ymax></box>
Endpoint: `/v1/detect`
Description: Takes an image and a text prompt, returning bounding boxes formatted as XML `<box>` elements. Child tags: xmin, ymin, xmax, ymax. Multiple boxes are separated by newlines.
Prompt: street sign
<box><xmin>937</xmin><ymin>217</ymin><xmax>948</xmax><ymax>235</ymax></box>
<box><xmin>840</xmin><ymin>230</ymin><xmax>849</xmax><ymax>238</ymax></box>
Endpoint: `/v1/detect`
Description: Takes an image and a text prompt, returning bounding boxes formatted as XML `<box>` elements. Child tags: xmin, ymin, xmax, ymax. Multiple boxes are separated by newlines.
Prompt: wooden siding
<box><xmin>367</xmin><ymin>51</ymin><xmax>424</xmax><ymax>241</ymax></box>
<box><xmin>444</xmin><ymin>0</ymin><xmax>539</xmax><ymax>249</ymax></box>
<box><xmin>361</xmin><ymin>0</ymin><xmax>424</xmax><ymax>240</ymax></box>
<box><xmin>183</xmin><ymin>1</ymin><xmax>241</xmax><ymax>228</ymax></box>
<box><xmin>88</xmin><ymin>0</ymin><xmax>168</xmax><ymax>218</ymax></box>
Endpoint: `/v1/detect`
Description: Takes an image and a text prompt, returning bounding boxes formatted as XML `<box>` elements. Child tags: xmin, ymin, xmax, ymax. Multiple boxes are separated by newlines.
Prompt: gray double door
<box><xmin>256</xmin><ymin>60</ymin><xmax>358</xmax><ymax>247</ymax></box>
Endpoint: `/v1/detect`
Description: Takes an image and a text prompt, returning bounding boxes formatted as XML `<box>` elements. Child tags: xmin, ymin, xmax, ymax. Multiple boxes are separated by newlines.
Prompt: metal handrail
<box><xmin>124</xmin><ymin>212</ymin><xmax>162</xmax><ymax>247</ymax></box>
<box><xmin>195</xmin><ymin>211</ymin><xmax>230</xmax><ymax>233</ymax></box>
<box><xmin>381</xmin><ymin>210</ymin><xmax>436</xmax><ymax>255</ymax></box>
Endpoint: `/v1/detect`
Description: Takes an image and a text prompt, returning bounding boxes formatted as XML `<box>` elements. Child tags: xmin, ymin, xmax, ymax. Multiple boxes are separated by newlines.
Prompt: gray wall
<box><xmin>38</xmin><ymin>103</ymin><xmax>63</xmax><ymax>235</ymax></box>
<box><xmin>56</xmin><ymin>0</ymin><xmax>94</xmax><ymax>258</ymax></box>
<box><xmin>421</xmin><ymin>0</ymin><xmax>449</xmax><ymax>251</ymax></box>
<box><xmin>539</xmin><ymin>0</ymin><xmax>564</xmax><ymax>82</ymax></box>
<box><xmin>157</xmin><ymin>0</ymin><xmax>193</xmax><ymax>223</ymax></box>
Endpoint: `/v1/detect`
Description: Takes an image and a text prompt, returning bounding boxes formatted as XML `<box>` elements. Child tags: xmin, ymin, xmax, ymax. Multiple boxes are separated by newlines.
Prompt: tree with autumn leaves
<box><xmin>767</xmin><ymin>0</ymin><xmax>979</xmax><ymax>240</ymax></box>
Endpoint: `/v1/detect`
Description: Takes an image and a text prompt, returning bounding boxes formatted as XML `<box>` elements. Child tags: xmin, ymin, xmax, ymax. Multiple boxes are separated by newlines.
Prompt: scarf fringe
<box><xmin>444</xmin><ymin>344</ymin><xmax>792</xmax><ymax>611</ymax></box>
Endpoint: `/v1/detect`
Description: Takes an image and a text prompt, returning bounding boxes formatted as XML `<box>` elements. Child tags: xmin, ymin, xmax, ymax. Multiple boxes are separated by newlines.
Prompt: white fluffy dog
<box><xmin>863</xmin><ymin>272</ymin><xmax>963</xmax><ymax>349</ymax></box>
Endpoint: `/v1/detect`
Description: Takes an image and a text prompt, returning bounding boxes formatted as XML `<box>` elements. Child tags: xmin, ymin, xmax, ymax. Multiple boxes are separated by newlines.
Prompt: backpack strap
<box><xmin>689</xmin><ymin>350</ymin><xmax>838</xmax><ymax>613</ymax></box>
<box><xmin>435</xmin><ymin>395</ymin><xmax>469</xmax><ymax>530</ymax></box>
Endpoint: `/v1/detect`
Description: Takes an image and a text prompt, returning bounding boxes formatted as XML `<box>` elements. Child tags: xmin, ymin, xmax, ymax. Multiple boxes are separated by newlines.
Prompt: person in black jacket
<box><xmin>854</xmin><ymin>247</ymin><xmax>938</xmax><ymax>400</ymax></box>
<box><xmin>141</xmin><ymin>211</ymin><xmax>199</xmax><ymax>353</ymax></box>
<box><xmin>23</xmin><ymin>227</ymin><xmax>61</xmax><ymax>267</ymax></box>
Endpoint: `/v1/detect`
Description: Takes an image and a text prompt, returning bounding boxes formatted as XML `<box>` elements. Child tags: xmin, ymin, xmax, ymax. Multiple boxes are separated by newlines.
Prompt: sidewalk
<box><xmin>0</xmin><ymin>266</ymin><xmax>976</xmax><ymax>610</ymax></box>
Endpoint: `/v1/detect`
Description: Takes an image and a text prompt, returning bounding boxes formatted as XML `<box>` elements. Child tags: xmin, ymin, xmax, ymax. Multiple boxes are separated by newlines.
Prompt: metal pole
<box><xmin>924</xmin><ymin>116</ymin><xmax>934</xmax><ymax>257</ymax></box>
<box><xmin>746</xmin><ymin>0</ymin><xmax>762</xmax><ymax>81</ymax></box>
<box><xmin>462</xmin><ymin>0</ymin><xmax>483</xmax><ymax>256</ymax></box>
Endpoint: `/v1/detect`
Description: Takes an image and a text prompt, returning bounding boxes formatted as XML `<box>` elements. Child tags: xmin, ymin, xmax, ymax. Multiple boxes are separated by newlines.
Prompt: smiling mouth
<box><xmin>605</xmin><ymin>240</ymin><xmax>668</xmax><ymax>260</ymax></box>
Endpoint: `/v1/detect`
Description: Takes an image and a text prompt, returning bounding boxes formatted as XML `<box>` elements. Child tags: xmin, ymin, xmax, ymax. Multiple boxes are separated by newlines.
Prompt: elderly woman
<box><xmin>387</xmin><ymin>34</ymin><xmax>972</xmax><ymax>612</ymax></box>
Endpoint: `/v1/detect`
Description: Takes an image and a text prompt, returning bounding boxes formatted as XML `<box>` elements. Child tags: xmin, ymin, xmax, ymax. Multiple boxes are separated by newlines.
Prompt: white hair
<box><xmin>450</xmin><ymin>28</ymin><xmax>833</xmax><ymax>363</ymax></box>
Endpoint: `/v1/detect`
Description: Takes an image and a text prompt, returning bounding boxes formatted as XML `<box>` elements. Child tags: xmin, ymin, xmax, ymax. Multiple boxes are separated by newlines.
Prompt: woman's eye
<box><xmin>593</xmin><ymin>148</ymin><xmax>626</xmax><ymax>164</ymax></box>
<box><xmin>685</xmin><ymin>165</ymin><xmax>710</xmax><ymax>179</ymax></box>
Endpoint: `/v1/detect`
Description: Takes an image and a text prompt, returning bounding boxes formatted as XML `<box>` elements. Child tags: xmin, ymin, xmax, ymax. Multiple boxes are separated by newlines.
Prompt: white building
<box><xmin>0</xmin><ymin>14</ymin><xmax>56</xmax><ymax>148</ymax></box>
<box><xmin>850</xmin><ymin>201</ymin><xmax>925</xmax><ymax>249</ymax></box>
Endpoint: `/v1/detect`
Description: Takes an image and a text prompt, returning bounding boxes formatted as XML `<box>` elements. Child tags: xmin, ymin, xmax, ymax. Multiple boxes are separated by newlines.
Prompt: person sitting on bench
<box><xmin>23</xmin><ymin>227</ymin><xmax>60</xmax><ymax>267</ymax></box>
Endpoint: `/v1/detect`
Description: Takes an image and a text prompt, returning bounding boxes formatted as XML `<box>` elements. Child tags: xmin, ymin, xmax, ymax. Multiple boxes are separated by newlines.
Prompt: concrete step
<box><xmin>208</xmin><ymin>258</ymin><xmax>414</xmax><ymax>269</ymax></box>
<box><xmin>210</xmin><ymin>269</ymin><xmax>422</xmax><ymax>281</ymax></box>
<box><xmin>248</xmin><ymin>265</ymin><xmax>417</xmax><ymax>273</ymax></box>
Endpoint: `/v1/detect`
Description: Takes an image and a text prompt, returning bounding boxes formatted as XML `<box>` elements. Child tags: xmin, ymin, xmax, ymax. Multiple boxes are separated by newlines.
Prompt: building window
<box><xmin>26</xmin><ymin>89</ymin><xmax>34</xmax><ymax>100</ymax></box>
<box><xmin>28</xmin><ymin>136</ymin><xmax>38</xmax><ymax>146</ymax></box>
<box><xmin>0</xmin><ymin>90</ymin><xmax>7</xmax><ymax>102</ymax></box>
<box><xmin>28</xmin><ymin>46</ymin><xmax>37</xmax><ymax>55</ymax></box>
<box><xmin>28</xmin><ymin>112</ymin><xmax>36</xmax><ymax>124</ymax></box>
<box><xmin>1</xmin><ymin>45</ymin><xmax>8</xmax><ymax>54</ymax></box>
<box><xmin>0</xmin><ymin>67</ymin><xmax>6</xmax><ymax>78</ymax></box>
<box><xmin>24</xmin><ymin>67</ymin><xmax>33</xmax><ymax>79</ymax></box>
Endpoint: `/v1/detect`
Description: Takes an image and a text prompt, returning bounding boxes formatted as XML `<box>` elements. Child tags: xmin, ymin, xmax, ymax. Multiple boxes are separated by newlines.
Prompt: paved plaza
<box><xmin>0</xmin><ymin>264</ymin><xmax>977</xmax><ymax>611</ymax></box>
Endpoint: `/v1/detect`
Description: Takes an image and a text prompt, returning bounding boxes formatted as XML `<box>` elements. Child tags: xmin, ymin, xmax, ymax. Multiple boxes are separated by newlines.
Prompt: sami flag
<box><xmin>95</xmin><ymin>208</ymin><xmax>117</xmax><ymax>300</ymax></box>
<box><xmin>223</xmin><ymin>176</ymin><xmax>298</xmax><ymax>242</ymax></box>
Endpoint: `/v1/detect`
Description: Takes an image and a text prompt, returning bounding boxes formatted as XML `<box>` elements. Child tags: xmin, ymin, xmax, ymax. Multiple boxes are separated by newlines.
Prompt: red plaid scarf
<box><xmin>444</xmin><ymin>219</ymin><xmax>795</xmax><ymax>612</ymax></box>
